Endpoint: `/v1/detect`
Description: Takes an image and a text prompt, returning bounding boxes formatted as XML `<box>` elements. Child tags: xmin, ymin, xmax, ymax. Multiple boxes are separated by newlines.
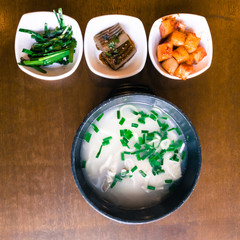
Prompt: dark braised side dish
<box><xmin>94</xmin><ymin>23</ymin><xmax>136</xmax><ymax>70</ymax></box>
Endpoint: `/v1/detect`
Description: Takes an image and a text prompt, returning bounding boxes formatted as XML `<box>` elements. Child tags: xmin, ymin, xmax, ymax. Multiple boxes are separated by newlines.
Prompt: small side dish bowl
<box><xmin>84</xmin><ymin>14</ymin><xmax>147</xmax><ymax>79</ymax></box>
<box><xmin>15</xmin><ymin>11</ymin><xmax>83</xmax><ymax>80</ymax></box>
<box><xmin>148</xmin><ymin>13</ymin><xmax>213</xmax><ymax>80</ymax></box>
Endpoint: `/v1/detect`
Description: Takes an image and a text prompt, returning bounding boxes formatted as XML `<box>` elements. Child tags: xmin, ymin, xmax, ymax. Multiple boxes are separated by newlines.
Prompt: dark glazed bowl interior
<box><xmin>71</xmin><ymin>93</ymin><xmax>201</xmax><ymax>224</ymax></box>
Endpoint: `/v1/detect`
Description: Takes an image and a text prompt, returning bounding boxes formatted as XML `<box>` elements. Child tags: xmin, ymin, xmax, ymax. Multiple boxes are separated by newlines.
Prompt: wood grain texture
<box><xmin>0</xmin><ymin>0</ymin><xmax>239</xmax><ymax>239</ymax></box>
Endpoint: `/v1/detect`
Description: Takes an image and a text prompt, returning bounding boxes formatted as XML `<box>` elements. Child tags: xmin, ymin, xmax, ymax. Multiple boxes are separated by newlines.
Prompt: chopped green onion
<box><xmin>81</xmin><ymin>160</ymin><xmax>86</xmax><ymax>168</ymax></box>
<box><xmin>122</xmin><ymin>137</ymin><xmax>129</xmax><ymax>144</ymax></box>
<box><xmin>131</xmin><ymin>110</ymin><xmax>139</xmax><ymax>115</ymax></box>
<box><xmin>170</xmin><ymin>154</ymin><xmax>179</xmax><ymax>162</ymax></box>
<box><xmin>84</xmin><ymin>132</ymin><xmax>92</xmax><ymax>143</ymax></box>
<box><xmin>102</xmin><ymin>140</ymin><xmax>110</xmax><ymax>146</ymax></box>
<box><xmin>147</xmin><ymin>185</ymin><xmax>155</xmax><ymax>190</ymax></box>
<box><xmin>131</xmin><ymin>123</ymin><xmax>138</xmax><ymax>128</ymax></box>
<box><xmin>146</xmin><ymin>132</ymin><xmax>155</xmax><ymax>141</ymax></box>
<box><xmin>121</xmin><ymin>152</ymin><xmax>125</xmax><ymax>161</ymax></box>
<box><xmin>168</xmin><ymin>127</ymin><xmax>182</xmax><ymax>135</ymax></box>
<box><xmin>182</xmin><ymin>151</ymin><xmax>186</xmax><ymax>160</ymax></box>
<box><xmin>110</xmin><ymin>180</ymin><xmax>117</xmax><ymax>188</ymax></box>
<box><xmin>131</xmin><ymin>166</ymin><xmax>138</xmax><ymax>173</ymax></box>
<box><xmin>124</xmin><ymin>129</ymin><xmax>133</xmax><ymax>140</ymax></box>
<box><xmin>103</xmin><ymin>136</ymin><xmax>112</xmax><ymax>141</ymax></box>
<box><xmin>152</xmin><ymin>166</ymin><xmax>165</xmax><ymax>175</ymax></box>
<box><xmin>120</xmin><ymin>139</ymin><xmax>129</xmax><ymax>148</ymax></box>
<box><xmin>167</xmin><ymin>140</ymin><xmax>183</xmax><ymax>151</ymax></box>
<box><xmin>134</xmin><ymin>143</ymin><xmax>141</xmax><ymax>150</ymax></box>
<box><xmin>161</xmin><ymin>123</ymin><xmax>169</xmax><ymax>131</ymax></box>
<box><xmin>157</xmin><ymin>120</ymin><xmax>162</xmax><ymax>127</ymax></box>
<box><xmin>136</xmin><ymin>153</ymin><xmax>141</xmax><ymax>161</ymax></box>
<box><xmin>142</xmin><ymin>149</ymin><xmax>155</xmax><ymax>160</ymax></box>
<box><xmin>91</xmin><ymin>123</ymin><xmax>99</xmax><ymax>133</ymax></box>
<box><xmin>117</xmin><ymin>110</ymin><xmax>121</xmax><ymax>119</ymax></box>
<box><xmin>139</xmin><ymin>170</ymin><xmax>147</xmax><ymax>177</ymax></box>
<box><xmin>96</xmin><ymin>145</ymin><xmax>103</xmax><ymax>158</ymax></box>
<box><xmin>142</xmin><ymin>133</ymin><xmax>146</xmax><ymax>144</ymax></box>
<box><xmin>110</xmin><ymin>173</ymin><xmax>123</xmax><ymax>188</ymax></box>
<box><xmin>150</xmin><ymin>114</ymin><xmax>157</xmax><ymax>121</ymax></box>
<box><xmin>129</xmin><ymin>175</ymin><xmax>133</xmax><ymax>178</ymax></box>
<box><xmin>96</xmin><ymin>113</ymin><xmax>104</xmax><ymax>122</ymax></box>
<box><xmin>165</xmin><ymin>179</ymin><xmax>173</xmax><ymax>183</ymax></box>
<box><xmin>120</xmin><ymin>130</ymin><xmax>124</xmax><ymax>137</ymax></box>
<box><xmin>138</xmin><ymin>117</ymin><xmax>145</xmax><ymax>124</ymax></box>
<box><xmin>141</xmin><ymin>130</ymin><xmax>148</xmax><ymax>134</ymax></box>
<box><xmin>144</xmin><ymin>143</ymin><xmax>152</xmax><ymax>149</ymax></box>
<box><xmin>151</xmin><ymin>110</ymin><xmax>159</xmax><ymax>117</ymax></box>
<box><xmin>138</xmin><ymin>137</ymin><xmax>144</xmax><ymax>145</ymax></box>
<box><xmin>161</xmin><ymin>116</ymin><xmax>168</xmax><ymax>120</ymax></box>
<box><xmin>139</xmin><ymin>111</ymin><xmax>149</xmax><ymax>118</ymax></box>
<box><xmin>119</xmin><ymin>117</ymin><xmax>125</xmax><ymax>125</ymax></box>
<box><xmin>175</xmin><ymin>127</ymin><xmax>182</xmax><ymax>135</ymax></box>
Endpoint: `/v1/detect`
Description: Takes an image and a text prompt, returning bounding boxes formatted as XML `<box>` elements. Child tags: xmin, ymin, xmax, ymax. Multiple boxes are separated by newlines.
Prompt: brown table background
<box><xmin>1</xmin><ymin>0</ymin><xmax>240</xmax><ymax>239</ymax></box>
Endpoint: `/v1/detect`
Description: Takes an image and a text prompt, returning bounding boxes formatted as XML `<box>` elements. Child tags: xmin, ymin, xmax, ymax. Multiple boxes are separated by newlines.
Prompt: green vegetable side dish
<box><xmin>18</xmin><ymin>8</ymin><xmax>77</xmax><ymax>73</ymax></box>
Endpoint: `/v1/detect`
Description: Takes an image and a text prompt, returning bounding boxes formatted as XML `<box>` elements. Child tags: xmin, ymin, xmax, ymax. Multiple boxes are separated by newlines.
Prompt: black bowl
<box><xmin>71</xmin><ymin>93</ymin><xmax>201</xmax><ymax>224</ymax></box>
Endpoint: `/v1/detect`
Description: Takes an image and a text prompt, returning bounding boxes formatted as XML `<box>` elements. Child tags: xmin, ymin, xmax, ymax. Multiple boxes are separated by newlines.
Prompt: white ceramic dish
<box><xmin>15</xmin><ymin>11</ymin><xmax>83</xmax><ymax>80</ymax></box>
<box><xmin>148</xmin><ymin>13</ymin><xmax>213</xmax><ymax>80</ymax></box>
<box><xmin>84</xmin><ymin>14</ymin><xmax>147</xmax><ymax>79</ymax></box>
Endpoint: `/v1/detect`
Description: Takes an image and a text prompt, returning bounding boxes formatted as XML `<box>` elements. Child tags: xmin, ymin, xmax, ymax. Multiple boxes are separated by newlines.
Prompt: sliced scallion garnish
<box><xmin>131</xmin><ymin>123</ymin><xmax>138</xmax><ymax>128</ymax></box>
<box><xmin>131</xmin><ymin>165</ymin><xmax>138</xmax><ymax>173</ymax></box>
<box><xmin>136</xmin><ymin>153</ymin><xmax>141</xmax><ymax>161</ymax></box>
<box><xmin>138</xmin><ymin>117</ymin><xmax>145</xmax><ymax>124</ymax></box>
<box><xmin>169</xmin><ymin>154</ymin><xmax>179</xmax><ymax>162</ymax></box>
<box><xmin>181</xmin><ymin>151</ymin><xmax>186</xmax><ymax>160</ymax></box>
<box><xmin>96</xmin><ymin>145</ymin><xmax>103</xmax><ymax>158</ymax></box>
<box><xmin>103</xmin><ymin>136</ymin><xmax>112</xmax><ymax>141</ymax></box>
<box><xmin>91</xmin><ymin>123</ymin><xmax>99</xmax><ymax>133</ymax></box>
<box><xmin>139</xmin><ymin>170</ymin><xmax>147</xmax><ymax>177</ymax></box>
<box><xmin>138</xmin><ymin>137</ymin><xmax>144</xmax><ymax>145</ymax></box>
<box><xmin>124</xmin><ymin>129</ymin><xmax>133</xmax><ymax>140</ymax></box>
<box><xmin>147</xmin><ymin>185</ymin><xmax>155</xmax><ymax>190</ymax></box>
<box><xmin>119</xmin><ymin>117</ymin><xmax>125</xmax><ymax>125</ymax></box>
<box><xmin>175</xmin><ymin>127</ymin><xmax>182</xmax><ymax>135</ymax></box>
<box><xmin>121</xmin><ymin>152</ymin><xmax>125</xmax><ymax>161</ymax></box>
<box><xmin>102</xmin><ymin>140</ymin><xmax>110</xmax><ymax>146</ymax></box>
<box><xmin>161</xmin><ymin>123</ymin><xmax>169</xmax><ymax>131</ymax></box>
<box><xmin>81</xmin><ymin>160</ymin><xmax>86</xmax><ymax>168</ymax></box>
<box><xmin>134</xmin><ymin>143</ymin><xmax>141</xmax><ymax>150</ymax></box>
<box><xmin>150</xmin><ymin>110</ymin><xmax>158</xmax><ymax>117</ymax></box>
<box><xmin>117</xmin><ymin>110</ymin><xmax>120</xmax><ymax>119</ymax></box>
<box><xmin>131</xmin><ymin>110</ymin><xmax>139</xmax><ymax>115</ymax></box>
<box><xmin>96</xmin><ymin>113</ymin><xmax>104</xmax><ymax>122</ymax></box>
<box><xmin>84</xmin><ymin>132</ymin><xmax>92</xmax><ymax>143</ymax></box>
<box><xmin>165</xmin><ymin>179</ymin><xmax>173</xmax><ymax>183</ymax></box>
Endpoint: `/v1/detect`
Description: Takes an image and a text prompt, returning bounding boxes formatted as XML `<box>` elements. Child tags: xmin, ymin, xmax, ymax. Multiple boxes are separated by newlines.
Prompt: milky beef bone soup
<box><xmin>80</xmin><ymin>103</ymin><xmax>187</xmax><ymax>209</ymax></box>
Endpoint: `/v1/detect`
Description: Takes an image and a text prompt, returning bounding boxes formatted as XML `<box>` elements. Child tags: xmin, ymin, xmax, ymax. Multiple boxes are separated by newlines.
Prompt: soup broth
<box><xmin>80</xmin><ymin>103</ymin><xmax>187</xmax><ymax>208</ymax></box>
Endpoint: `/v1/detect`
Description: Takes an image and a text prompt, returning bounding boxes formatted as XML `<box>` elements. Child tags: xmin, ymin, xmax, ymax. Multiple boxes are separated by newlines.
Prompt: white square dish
<box><xmin>15</xmin><ymin>11</ymin><xmax>83</xmax><ymax>80</ymax></box>
<box><xmin>148</xmin><ymin>13</ymin><xmax>213</xmax><ymax>80</ymax></box>
<box><xmin>84</xmin><ymin>14</ymin><xmax>147</xmax><ymax>79</ymax></box>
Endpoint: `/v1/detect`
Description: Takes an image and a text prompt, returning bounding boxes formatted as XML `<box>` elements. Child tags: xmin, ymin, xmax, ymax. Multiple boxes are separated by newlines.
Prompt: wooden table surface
<box><xmin>1</xmin><ymin>0</ymin><xmax>239</xmax><ymax>239</ymax></box>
